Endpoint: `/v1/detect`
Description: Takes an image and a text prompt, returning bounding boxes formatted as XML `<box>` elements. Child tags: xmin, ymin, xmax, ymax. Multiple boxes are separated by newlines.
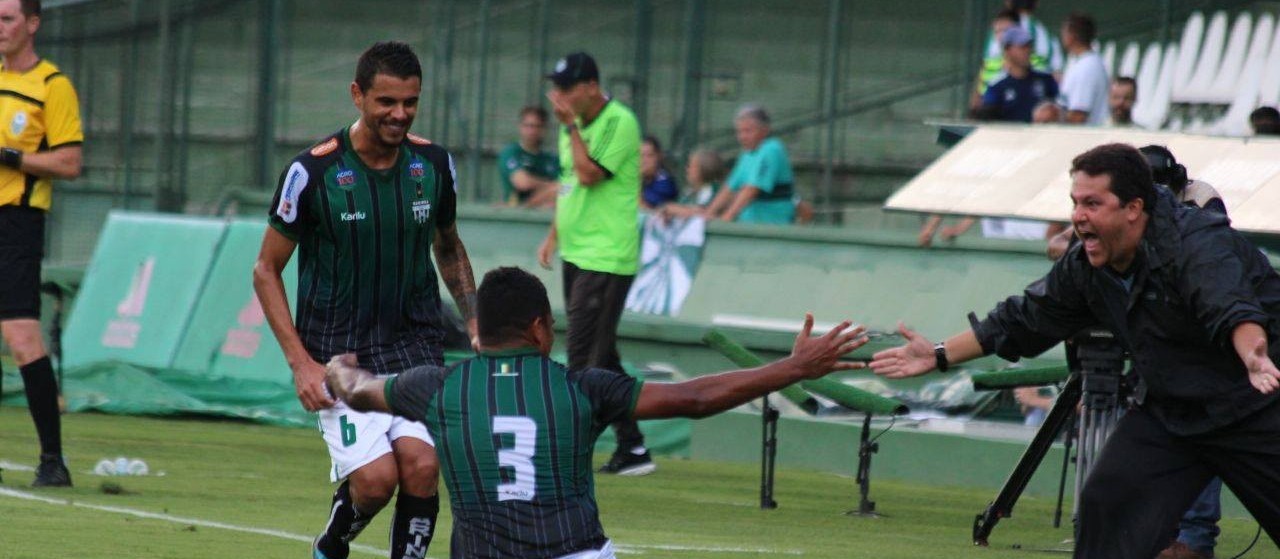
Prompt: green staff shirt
<box><xmin>726</xmin><ymin>137</ymin><xmax>796</xmax><ymax>225</ymax></box>
<box><xmin>554</xmin><ymin>100</ymin><xmax>641</xmax><ymax>276</ymax></box>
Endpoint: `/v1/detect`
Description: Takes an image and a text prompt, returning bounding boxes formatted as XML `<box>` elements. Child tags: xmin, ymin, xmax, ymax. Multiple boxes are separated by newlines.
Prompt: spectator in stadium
<box><xmin>497</xmin><ymin>105</ymin><xmax>560</xmax><ymax>208</ymax></box>
<box><xmin>1058</xmin><ymin>12</ymin><xmax>1110</xmax><ymax>126</ymax></box>
<box><xmin>255</xmin><ymin>41</ymin><xmax>478</xmax><ymax>559</ymax></box>
<box><xmin>972</xmin><ymin>25</ymin><xmax>1059</xmax><ymax>123</ymax></box>
<box><xmin>1014</xmin><ymin>386</ymin><xmax>1056</xmax><ymax>426</ymax></box>
<box><xmin>659</xmin><ymin>147</ymin><xmax>724</xmax><ymax>221</ymax></box>
<box><xmin>327</xmin><ymin>266</ymin><xmax>869</xmax><ymax>559</ymax></box>
<box><xmin>975</xmin><ymin>1</ymin><xmax>1062</xmax><ymax>102</ymax></box>
<box><xmin>640</xmin><ymin>135</ymin><xmax>678</xmax><ymax>209</ymax></box>
<box><xmin>0</xmin><ymin>0</ymin><xmax>83</xmax><ymax>488</ymax></box>
<box><xmin>705</xmin><ymin>104</ymin><xmax>797</xmax><ymax>225</ymax></box>
<box><xmin>537</xmin><ymin>51</ymin><xmax>654</xmax><ymax>476</ymax></box>
<box><xmin>873</xmin><ymin>143</ymin><xmax>1280</xmax><ymax>558</ymax></box>
<box><xmin>1108</xmin><ymin>76</ymin><xmax>1137</xmax><ymax>127</ymax></box>
<box><xmin>1251</xmin><ymin>106</ymin><xmax>1280</xmax><ymax>136</ymax></box>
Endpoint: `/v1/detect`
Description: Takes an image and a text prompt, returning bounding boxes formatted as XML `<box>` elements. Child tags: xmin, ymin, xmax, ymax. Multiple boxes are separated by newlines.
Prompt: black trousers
<box><xmin>1076</xmin><ymin>402</ymin><xmax>1280</xmax><ymax>558</ymax></box>
<box><xmin>562</xmin><ymin>260</ymin><xmax>645</xmax><ymax>452</ymax></box>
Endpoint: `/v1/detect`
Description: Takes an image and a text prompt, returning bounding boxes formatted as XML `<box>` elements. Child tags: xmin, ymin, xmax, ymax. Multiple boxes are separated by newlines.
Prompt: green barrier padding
<box><xmin>172</xmin><ymin>219</ymin><xmax>298</xmax><ymax>380</ymax></box>
<box><xmin>803</xmin><ymin>376</ymin><xmax>908</xmax><ymax>416</ymax></box>
<box><xmin>970</xmin><ymin>365</ymin><xmax>1070</xmax><ymax>391</ymax></box>
<box><xmin>701</xmin><ymin>329</ymin><xmax>814</xmax><ymax>411</ymax></box>
<box><xmin>62</xmin><ymin>212</ymin><xmax>227</xmax><ymax>369</ymax></box>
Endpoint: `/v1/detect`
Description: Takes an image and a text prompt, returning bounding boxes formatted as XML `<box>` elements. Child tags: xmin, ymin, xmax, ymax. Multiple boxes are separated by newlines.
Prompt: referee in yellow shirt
<box><xmin>0</xmin><ymin>0</ymin><xmax>83</xmax><ymax>487</ymax></box>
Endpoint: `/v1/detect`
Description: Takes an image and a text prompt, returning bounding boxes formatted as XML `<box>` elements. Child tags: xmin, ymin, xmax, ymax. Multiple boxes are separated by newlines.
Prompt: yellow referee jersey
<box><xmin>0</xmin><ymin>59</ymin><xmax>82</xmax><ymax>210</ymax></box>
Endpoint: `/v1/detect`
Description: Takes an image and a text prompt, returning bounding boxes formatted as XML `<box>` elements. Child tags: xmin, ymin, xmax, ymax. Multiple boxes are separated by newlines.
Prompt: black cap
<box><xmin>546</xmin><ymin>52</ymin><xmax>599</xmax><ymax>88</ymax></box>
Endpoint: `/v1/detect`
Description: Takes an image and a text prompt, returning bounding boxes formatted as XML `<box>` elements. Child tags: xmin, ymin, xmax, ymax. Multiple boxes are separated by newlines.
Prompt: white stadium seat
<box><xmin>1118</xmin><ymin>42</ymin><xmax>1141</xmax><ymax>79</ymax></box>
<box><xmin>1206</xmin><ymin>13</ymin><xmax>1253</xmax><ymax>104</ymax></box>
<box><xmin>1173</xmin><ymin>12</ymin><xmax>1205</xmax><ymax>96</ymax></box>
<box><xmin>1180</xmin><ymin>11</ymin><xmax>1228</xmax><ymax>103</ymax></box>
<box><xmin>1259</xmin><ymin>17</ymin><xmax>1280</xmax><ymax>107</ymax></box>
<box><xmin>1131</xmin><ymin>44</ymin><xmax>1166</xmax><ymax>128</ymax></box>
<box><xmin>1102</xmin><ymin>41</ymin><xmax>1117</xmax><ymax>76</ymax></box>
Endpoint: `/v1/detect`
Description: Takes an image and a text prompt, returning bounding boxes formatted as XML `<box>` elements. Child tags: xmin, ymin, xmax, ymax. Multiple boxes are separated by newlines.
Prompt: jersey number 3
<box><xmin>493</xmin><ymin>416</ymin><xmax>537</xmax><ymax>502</ymax></box>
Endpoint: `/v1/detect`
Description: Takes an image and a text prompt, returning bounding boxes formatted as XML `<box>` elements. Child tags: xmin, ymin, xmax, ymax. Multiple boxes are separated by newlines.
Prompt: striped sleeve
<box><xmin>572</xmin><ymin>368</ymin><xmax>644</xmax><ymax>426</ymax></box>
<box><xmin>385</xmin><ymin>365</ymin><xmax>449</xmax><ymax>423</ymax></box>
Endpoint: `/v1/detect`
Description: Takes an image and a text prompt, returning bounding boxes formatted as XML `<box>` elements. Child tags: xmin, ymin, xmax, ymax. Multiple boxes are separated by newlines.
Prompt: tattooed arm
<box><xmin>433</xmin><ymin>222</ymin><xmax>479</xmax><ymax>347</ymax></box>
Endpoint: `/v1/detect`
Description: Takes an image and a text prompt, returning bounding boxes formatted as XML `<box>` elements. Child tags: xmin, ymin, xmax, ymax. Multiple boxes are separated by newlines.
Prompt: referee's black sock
<box><xmin>20</xmin><ymin>357</ymin><xmax>61</xmax><ymax>457</ymax></box>
<box><xmin>317</xmin><ymin>480</ymin><xmax>374</xmax><ymax>559</ymax></box>
<box><xmin>390</xmin><ymin>492</ymin><xmax>438</xmax><ymax>559</ymax></box>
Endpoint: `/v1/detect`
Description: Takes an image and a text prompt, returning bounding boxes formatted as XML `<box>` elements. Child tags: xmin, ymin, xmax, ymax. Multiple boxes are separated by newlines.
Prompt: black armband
<box><xmin>0</xmin><ymin>148</ymin><xmax>22</xmax><ymax>169</ymax></box>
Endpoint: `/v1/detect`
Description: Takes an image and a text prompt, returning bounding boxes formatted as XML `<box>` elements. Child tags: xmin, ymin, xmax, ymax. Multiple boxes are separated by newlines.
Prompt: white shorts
<box><xmin>557</xmin><ymin>540</ymin><xmax>615</xmax><ymax>559</ymax></box>
<box><xmin>318</xmin><ymin>400</ymin><xmax>434</xmax><ymax>482</ymax></box>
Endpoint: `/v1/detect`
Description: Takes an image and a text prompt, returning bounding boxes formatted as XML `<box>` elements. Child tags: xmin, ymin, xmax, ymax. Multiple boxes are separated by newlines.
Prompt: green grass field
<box><xmin>0</xmin><ymin>407</ymin><xmax>1273</xmax><ymax>559</ymax></box>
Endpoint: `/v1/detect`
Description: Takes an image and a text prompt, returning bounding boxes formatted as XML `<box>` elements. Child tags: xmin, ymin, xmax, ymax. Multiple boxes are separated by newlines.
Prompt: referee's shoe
<box><xmin>32</xmin><ymin>453</ymin><xmax>72</xmax><ymax>487</ymax></box>
<box><xmin>598</xmin><ymin>448</ymin><xmax>656</xmax><ymax>476</ymax></box>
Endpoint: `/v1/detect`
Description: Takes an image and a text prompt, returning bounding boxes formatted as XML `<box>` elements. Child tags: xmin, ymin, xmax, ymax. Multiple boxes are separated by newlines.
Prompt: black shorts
<box><xmin>0</xmin><ymin>206</ymin><xmax>45</xmax><ymax>320</ymax></box>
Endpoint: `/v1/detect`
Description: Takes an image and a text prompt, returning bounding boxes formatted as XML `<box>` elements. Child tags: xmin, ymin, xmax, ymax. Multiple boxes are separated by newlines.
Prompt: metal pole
<box><xmin>176</xmin><ymin>4</ymin><xmax>195</xmax><ymax>210</ymax></box>
<box><xmin>152</xmin><ymin>0</ymin><xmax>175</xmax><ymax>211</ymax></box>
<box><xmin>255</xmin><ymin>0</ymin><xmax>282</xmax><ymax>189</ymax></box>
<box><xmin>532</xmin><ymin>0</ymin><xmax>552</xmax><ymax>104</ymax></box>
<box><xmin>632</xmin><ymin>0</ymin><xmax>653</xmax><ymax>128</ymax></box>
<box><xmin>469</xmin><ymin>0</ymin><xmax>491</xmax><ymax>203</ymax></box>
<box><xmin>119</xmin><ymin>0</ymin><xmax>140</xmax><ymax>209</ymax></box>
<box><xmin>439</xmin><ymin>0</ymin><xmax>457</xmax><ymax>147</ymax></box>
<box><xmin>674</xmin><ymin>0</ymin><xmax>705</xmax><ymax>156</ymax></box>
<box><xmin>820</xmin><ymin>0</ymin><xmax>843</xmax><ymax>222</ymax></box>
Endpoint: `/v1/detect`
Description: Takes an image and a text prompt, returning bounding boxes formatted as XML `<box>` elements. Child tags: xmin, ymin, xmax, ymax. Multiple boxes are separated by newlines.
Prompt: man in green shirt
<box><xmin>535</xmin><ymin>52</ymin><xmax>652</xmax><ymax>475</ymax></box>
<box><xmin>497</xmin><ymin>106</ymin><xmax>559</xmax><ymax>208</ymax></box>
<box><xmin>326</xmin><ymin>266</ymin><xmax>869</xmax><ymax>558</ymax></box>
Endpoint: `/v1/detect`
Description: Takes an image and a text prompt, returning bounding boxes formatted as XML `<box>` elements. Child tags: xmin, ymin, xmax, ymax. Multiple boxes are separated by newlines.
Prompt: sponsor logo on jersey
<box><xmin>412</xmin><ymin>199</ymin><xmax>432</xmax><ymax>224</ymax></box>
<box><xmin>340</xmin><ymin>211</ymin><xmax>367</xmax><ymax>222</ymax></box>
<box><xmin>407</xmin><ymin>133</ymin><xmax>431</xmax><ymax>145</ymax></box>
<box><xmin>409</xmin><ymin>160</ymin><xmax>425</xmax><ymax>178</ymax></box>
<box><xmin>310</xmin><ymin>137</ymin><xmax>339</xmax><ymax>156</ymax></box>
<box><xmin>275</xmin><ymin>161</ymin><xmax>309</xmax><ymax>223</ymax></box>
<box><xmin>10</xmin><ymin>110</ymin><xmax>27</xmax><ymax>135</ymax></box>
<box><xmin>336</xmin><ymin>168</ymin><xmax>356</xmax><ymax>187</ymax></box>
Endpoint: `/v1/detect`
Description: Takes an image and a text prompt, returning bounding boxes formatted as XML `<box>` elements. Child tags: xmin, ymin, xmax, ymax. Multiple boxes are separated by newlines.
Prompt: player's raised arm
<box><xmin>633</xmin><ymin>314</ymin><xmax>868</xmax><ymax>420</ymax></box>
<box><xmin>324</xmin><ymin>354</ymin><xmax>390</xmax><ymax>413</ymax></box>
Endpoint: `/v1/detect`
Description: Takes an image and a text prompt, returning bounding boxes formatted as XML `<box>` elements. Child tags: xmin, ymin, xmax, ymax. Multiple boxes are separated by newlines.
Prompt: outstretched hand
<box><xmin>789</xmin><ymin>313</ymin><xmax>869</xmax><ymax>379</ymax></box>
<box><xmin>1245</xmin><ymin>338</ymin><xmax>1280</xmax><ymax>394</ymax></box>
<box><xmin>324</xmin><ymin>353</ymin><xmax>364</xmax><ymax>402</ymax></box>
<box><xmin>869</xmin><ymin>322</ymin><xmax>937</xmax><ymax>379</ymax></box>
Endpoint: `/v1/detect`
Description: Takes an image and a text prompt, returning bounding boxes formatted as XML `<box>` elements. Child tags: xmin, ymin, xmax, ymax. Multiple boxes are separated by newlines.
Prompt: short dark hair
<box><xmin>994</xmin><ymin>8</ymin><xmax>1019</xmax><ymax>24</ymax></box>
<box><xmin>1064</xmin><ymin>12</ymin><xmax>1097</xmax><ymax>46</ymax></box>
<box><xmin>519</xmin><ymin>105</ymin><xmax>548</xmax><ymax>124</ymax></box>
<box><xmin>19</xmin><ymin>0</ymin><xmax>39</xmax><ymax>17</ymax></box>
<box><xmin>1113</xmin><ymin>76</ymin><xmax>1137</xmax><ymax>90</ymax></box>
<box><xmin>1251</xmin><ymin>106</ymin><xmax>1280</xmax><ymax>136</ymax></box>
<box><xmin>1070</xmin><ymin>143</ymin><xmax>1154</xmax><ymax>213</ymax></box>
<box><xmin>354</xmin><ymin>41</ymin><xmax>422</xmax><ymax>93</ymax></box>
<box><xmin>1009</xmin><ymin>0</ymin><xmax>1037</xmax><ymax>12</ymax></box>
<box><xmin>477</xmin><ymin>267</ymin><xmax>552</xmax><ymax>343</ymax></box>
<box><xmin>643</xmin><ymin>135</ymin><xmax>662</xmax><ymax>153</ymax></box>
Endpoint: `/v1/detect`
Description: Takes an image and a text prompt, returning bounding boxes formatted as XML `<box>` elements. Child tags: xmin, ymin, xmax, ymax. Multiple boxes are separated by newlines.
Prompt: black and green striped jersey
<box><xmin>385</xmin><ymin>349</ymin><xmax>643</xmax><ymax>559</ymax></box>
<box><xmin>268</xmin><ymin>127</ymin><xmax>457</xmax><ymax>373</ymax></box>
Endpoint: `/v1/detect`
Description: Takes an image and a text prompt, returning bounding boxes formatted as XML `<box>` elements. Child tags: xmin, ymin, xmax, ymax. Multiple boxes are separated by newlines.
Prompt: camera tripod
<box><xmin>974</xmin><ymin>329</ymin><xmax>1129</xmax><ymax>546</ymax></box>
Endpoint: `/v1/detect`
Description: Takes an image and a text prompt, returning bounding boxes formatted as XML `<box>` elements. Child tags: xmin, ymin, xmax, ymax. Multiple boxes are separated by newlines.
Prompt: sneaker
<box><xmin>598</xmin><ymin>450</ymin><xmax>656</xmax><ymax>476</ymax></box>
<box><xmin>32</xmin><ymin>454</ymin><xmax>72</xmax><ymax>488</ymax></box>
<box><xmin>312</xmin><ymin>534</ymin><xmax>347</xmax><ymax>559</ymax></box>
<box><xmin>1157</xmin><ymin>541</ymin><xmax>1213</xmax><ymax>559</ymax></box>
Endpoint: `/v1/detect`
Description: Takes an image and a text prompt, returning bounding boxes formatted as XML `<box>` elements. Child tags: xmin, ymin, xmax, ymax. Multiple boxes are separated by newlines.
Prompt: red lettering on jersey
<box><xmin>310</xmin><ymin>137</ymin><xmax>339</xmax><ymax>157</ymax></box>
<box><xmin>407</xmin><ymin>133</ymin><xmax>432</xmax><ymax>145</ymax></box>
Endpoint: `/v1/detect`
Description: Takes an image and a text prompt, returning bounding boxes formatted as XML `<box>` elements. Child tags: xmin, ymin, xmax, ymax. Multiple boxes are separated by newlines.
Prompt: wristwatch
<box><xmin>934</xmin><ymin>342</ymin><xmax>949</xmax><ymax>373</ymax></box>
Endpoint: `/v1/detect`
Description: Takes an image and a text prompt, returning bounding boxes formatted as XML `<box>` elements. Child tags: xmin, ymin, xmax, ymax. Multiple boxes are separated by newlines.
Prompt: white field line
<box><xmin>0</xmin><ymin>484</ymin><xmax>805</xmax><ymax>556</ymax></box>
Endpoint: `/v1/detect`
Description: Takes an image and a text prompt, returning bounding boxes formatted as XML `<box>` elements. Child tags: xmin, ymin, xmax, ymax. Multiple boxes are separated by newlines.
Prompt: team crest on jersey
<box><xmin>10</xmin><ymin>110</ymin><xmax>26</xmax><ymax>135</ymax></box>
<box><xmin>412</xmin><ymin>199</ymin><xmax>432</xmax><ymax>224</ymax></box>
<box><xmin>310</xmin><ymin>137</ymin><xmax>339</xmax><ymax>157</ymax></box>
<box><xmin>335</xmin><ymin>169</ymin><xmax>356</xmax><ymax>187</ymax></box>
<box><xmin>409</xmin><ymin>160</ymin><xmax>425</xmax><ymax>178</ymax></box>
<box><xmin>406</xmin><ymin>133</ymin><xmax>431</xmax><ymax>145</ymax></box>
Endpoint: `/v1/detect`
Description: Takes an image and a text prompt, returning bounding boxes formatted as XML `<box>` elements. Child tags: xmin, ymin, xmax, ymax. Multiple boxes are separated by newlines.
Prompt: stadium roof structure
<box><xmin>885</xmin><ymin>125</ymin><xmax>1280</xmax><ymax>235</ymax></box>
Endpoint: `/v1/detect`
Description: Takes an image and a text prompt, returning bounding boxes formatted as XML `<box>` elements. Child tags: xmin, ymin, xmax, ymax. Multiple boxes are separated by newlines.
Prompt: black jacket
<box><xmin>973</xmin><ymin>188</ymin><xmax>1280</xmax><ymax>435</ymax></box>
